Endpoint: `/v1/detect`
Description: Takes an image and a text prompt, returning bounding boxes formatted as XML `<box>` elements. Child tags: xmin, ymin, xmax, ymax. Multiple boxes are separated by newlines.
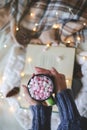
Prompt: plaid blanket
<box><xmin>0</xmin><ymin>0</ymin><xmax>87</xmax><ymax>46</ymax></box>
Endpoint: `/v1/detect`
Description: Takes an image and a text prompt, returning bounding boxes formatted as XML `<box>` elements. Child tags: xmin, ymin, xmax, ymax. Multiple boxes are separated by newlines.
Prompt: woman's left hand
<box><xmin>22</xmin><ymin>85</ymin><xmax>40</xmax><ymax>105</ymax></box>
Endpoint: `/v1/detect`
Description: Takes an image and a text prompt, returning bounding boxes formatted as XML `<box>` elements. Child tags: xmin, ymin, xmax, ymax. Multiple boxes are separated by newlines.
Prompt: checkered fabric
<box><xmin>0</xmin><ymin>0</ymin><xmax>11</xmax><ymax>8</ymax></box>
<box><xmin>0</xmin><ymin>0</ymin><xmax>87</xmax><ymax>46</ymax></box>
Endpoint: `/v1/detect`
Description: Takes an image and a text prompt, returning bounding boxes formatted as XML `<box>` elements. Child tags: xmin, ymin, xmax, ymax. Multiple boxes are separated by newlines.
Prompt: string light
<box><xmin>83</xmin><ymin>22</ymin><xmax>86</xmax><ymax>26</ymax></box>
<box><xmin>0</xmin><ymin>92</ymin><xmax>4</xmax><ymax>99</ymax></box>
<box><xmin>22</xmin><ymin>93</ymin><xmax>25</xmax><ymax>97</ymax></box>
<box><xmin>43</xmin><ymin>43</ymin><xmax>51</xmax><ymax>51</ymax></box>
<box><xmin>68</xmin><ymin>8</ymin><xmax>74</xmax><ymax>17</ymax></box>
<box><xmin>24</xmin><ymin>109</ymin><xmax>27</xmax><ymax>113</ymax></box>
<box><xmin>17</xmin><ymin>96</ymin><xmax>22</xmax><ymax>101</ymax></box>
<box><xmin>82</xmin><ymin>56</ymin><xmax>87</xmax><ymax>60</ymax></box>
<box><xmin>77</xmin><ymin>36</ymin><xmax>81</xmax><ymax>41</ymax></box>
<box><xmin>4</xmin><ymin>44</ymin><xmax>7</xmax><ymax>48</ymax></box>
<box><xmin>2</xmin><ymin>76</ymin><xmax>6</xmax><ymax>81</ymax></box>
<box><xmin>33</xmin><ymin>27</ymin><xmax>37</xmax><ymax>31</ymax></box>
<box><xmin>66</xmin><ymin>79</ymin><xmax>71</xmax><ymax>87</ymax></box>
<box><xmin>9</xmin><ymin>106</ymin><xmax>15</xmax><ymax>113</ymax></box>
<box><xmin>27</xmin><ymin>57</ymin><xmax>32</xmax><ymax>63</ymax></box>
<box><xmin>68</xmin><ymin>8</ymin><xmax>72</xmax><ymax>12</ymax></box>
<box><xmin>67</xmin><ymin>40</ymin><xmax>71</xmax><ymax>43</ymax></box>
<box><xmin>0</xmin><ymin>95</ymin><xmax>4</xmax><ymax>99</ymax></box>
<box><xmin>35</xmin><ymin>23</ymin><xmax>38</xmax><ymax>26</ymax></box>
<box><xmin>16</xmin><ymin>26</ymin><xmax>19</xmax><ymax>31</ymax></box>
<box><xmin>30</xmin><ymin>13</ymin><xmax>34</xmax><ymax>17</ymax></box>
<box><xmin>56</xmin><ymin>12</ymin><xmax>58</xmax><ymax>16</ymax></box>
<box><xmin>52</xmin><ymin>24</ymin><xmax>59</xmax><ymax>29</ymax></box>
<box><xmin>46</xmin><ymin>43</ymin><xmax>50</xmax><ymax>47</ymax></box>
<box><xmin>20</xmin><ymin>72</ymin><xmax>25</xmax><ymax>77</ymax></box>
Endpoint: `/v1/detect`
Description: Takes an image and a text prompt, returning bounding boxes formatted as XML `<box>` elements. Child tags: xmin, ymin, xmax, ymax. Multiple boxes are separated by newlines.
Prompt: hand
<box><xmin>35</xmin><ymin>66</ymin><xmax>52</xmax><ymax>75</ymax></box>
<box><xmin>22</xmin><ymin>85</ymin><xmax>40</xmax><ymax>106</ymax></box>
<box><xmin>50</xmin><ymin>67</ymin><xmax>67</xmax><ymax>93</ymax></box>
<box><xmin>35</xmin><ymin>67</ymin><xmax>67</xmax><ymax>93</ymax></box>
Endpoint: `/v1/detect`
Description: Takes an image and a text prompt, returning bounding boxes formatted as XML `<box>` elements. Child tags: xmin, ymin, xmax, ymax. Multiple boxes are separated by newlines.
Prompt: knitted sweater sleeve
<box><xmin>56</xmin><ymin>89</ymin><xmax>81</xmax><ymax>130</ymax></box>
<box><xmin>30</xmin><ymin>104</ymin><xmax>52</xmax><ymax>130</ymax></box>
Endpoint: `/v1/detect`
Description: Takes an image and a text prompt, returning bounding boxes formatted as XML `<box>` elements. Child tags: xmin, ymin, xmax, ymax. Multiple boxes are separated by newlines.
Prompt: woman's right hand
<box><xmin>50</xmin><ymin>67</ymin><xmax>67</xmax><ymax>93</ymax></box>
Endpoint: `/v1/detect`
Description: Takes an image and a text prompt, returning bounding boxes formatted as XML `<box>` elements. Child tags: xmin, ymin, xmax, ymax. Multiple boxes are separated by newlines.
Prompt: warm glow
<box><xmin>2</xmin><ymin>76</ymin><xmax>6</xmax><ymax>81</ymax></box>
<box><xmin>83</xmin><ymin>22</ymin><xmax>86</xmax><ymax>26</ymax></box>
<box><xmin>16</xmin><ymin>26</ymin><xmax>19</xmax><ymax>31</ymax></box>
<box><xmin>68</xmin><ymin>8</ymin><xmax>72</xmax><ymax>11</ymax></box>
<box><xmin>20</xmin><ymin>72</ymin><xmax>25</xmax><ymax>77</ymax></box>
<box><xmin>9</xmin><ymin>106</ymin><xmax>15</xmax><ymax>113</ymax></box>
<box><xmin>17</xmin><ymin>96</ymin><xmax>21</xmax><ymax>101</ymax></box>
<box><xmin>0</xmin><ymin>92</ymin><xmax>4</xmax><ymax>99</ymax></box>
<box><xmin>67</xmin><ymin>40</ymin><xmax>71</xmax><ymax>43</ymax></box>
<box><xmin>43</xmin><ymin>43</ymin><xmax>51</xmax><ymax>51</ymax></box>
<box><xmin>46</xmin><ymin>43</ymin><xmax>50</xmax><ymax>47</ymax></box>
<box><xmin>4</xmin><ymin>44</ymin><xmax>7</xmax><ymax>48</ymax></box>
<box><xmin>24</xmin><ymin>109</ymin><xmax>27</xmax><ymax>113</ymax></box>
<box><xmin>82</xmin><ymin>56</ymin><xmax>87</xmax><ymax>60</ymax></box>
<box><xmin>30</xmin><ymin>13</ymin><xmax>34</xmax><ymax>17</ymax></box>
<box><xmin>0</xmin><ymin>95</ymin><xmax>4</xmax><ymax>99</ymax></box>
<box><xmin>52</xmin><ymin>24</ymin><xmax>59</xmax><ymax>29</ymax></box>
<box><xmin>56</xmin><ymin>12</ymin><xmax>58</xmax><ymax>16</ymax></box>
<box><xmin>66</xmin><ymin>79</ymin><xmax>71</xmax><ymax>87</ymax></box>
<box><xmin>33</xmin><ymin>27</ymin><xmax>37</xmax><ymax>31</ymax></box>
<box><xmin>27</xmin><ymin>57</ymin><xmax>32</xmax><ymax>63</ymax></box>
<box><xmin>22</xmin><ymin>93</ymin><xmax>25</xmax><ymax>97</ymax></box>
<box><xmin>35</xmin><ymin>23</ymin><xmax>38</xmax><ymax>26</ymax></box>
<box><xmin>77</xmin><ymin>36</ymin><xmax>81</xmax><ymax>41</ymax></box>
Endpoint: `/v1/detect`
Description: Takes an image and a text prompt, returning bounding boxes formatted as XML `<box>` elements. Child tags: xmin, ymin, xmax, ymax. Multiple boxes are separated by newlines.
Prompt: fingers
<box><xmin>22</xmin><ymin>85</ymin><xmax>39</xmax><ymax>105</ymax></box>
<box><xmin>51</xmin><ymin>67</ymin><xmax>59</xmax><ymax>75</ymax></box>
<box><xmin>35</xmin><ymin>66</ymin><xmax>51</xmax><ymax>75</ymax></box>
<box><xmin>51</xmin><ymin>67</ymin><xmax>65</xmax><ymax>78</ymax></box>
<box><xmin>22</xmin><ymin>85</ymin><xmax>29</xmax><ymax>97</ymax></box>
<box><xmin>51</xmin><ymin>67</ymin><xmax>61</xmax><ymax>79</ymax></box>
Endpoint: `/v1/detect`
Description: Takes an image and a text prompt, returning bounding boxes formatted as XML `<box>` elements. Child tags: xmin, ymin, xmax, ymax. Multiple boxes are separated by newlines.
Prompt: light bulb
<box><xmin>9</xmin><ymin>106</ymin><xmax>15</xmax><ymax>113</ymax></box>
<box><xmin>69</xmin><ymin>8</ymin><xmax>72</xmax><ymax>11</ymax></box>
<box><xmin>35</xmin><ymin>23</ymin><xmax>38</xmax><ymax>26</ymax></box>
<box><xmin>20</xmin><ymin>72</ymin><xmax>25</xmax><ymax>77</ymax></box>
<box><xmin>82</xmin><ymin>56</ymin><xmax>87</xmax><ymax>60</ymax></box>
<box><xmin>0</xmin><ymin>93</ymin><xmax>4</xmax><ymax>99</ymax></box>
<box><xmin>27</xmin><ymin>57</ymin><xmax>32</xmax><ymax>63</ymax></box>
<box><xmin>4</xmin><ymin>44</ymin><xmax>7</xmax><ymax>48</ymax></box>
<box><xmin>83</xmin><ymin>22</ymin><xmax>86</xmax><ymax>26</ymax></box>
<box><xmin>56</xmin><ymin>12</ymin><xmax>58</xmax><ymax>16</ymax></box>
<box><xmin>77</xmin><ymin>36</ymin><xmax>81</xmax><ymax>41</ymax></box>
<box><xmin>67</xmin><ymin>40</ymin><xmax>71</xmax><ymax>43</ymax></box>
<box><xmin>33</xmin><ymin>27</ymin><xmax>37</xmax><ymax>31</ymax></box>
<box><xmin>22</xmin><ymin>93</ymin><xmax>25</xmax><ymax>97</ymax></box>
<box><xmin>2</xmin><ymin>76</ymin><xmax>6</xmax><ymax>81</ymax></box>
<box><xmin>52</xmin><ymin>24</ymin><xmax>59</xmax><ymax>29</ymax></box>
<box><xmin>16</xmin><ymin>26</ymin><xmax>19</xmax><ymax>31</ymax></box>
<box><xmin>24</xmin><ymin>109</ymin><xmax>27</xmax><ymax>113</ymax></box>
<box><xmin>17</xmin><ymin>96</ymin><xmax>21</xmax><ymax>101</ymax></box>
<box><xmin>66</xmin><ymin>79</ymin><xmax>71</xmax><ymax>87</ymax></box>
<box><xmin>30</xmin><ymin>13</ymin><xmax>34</xmax><ymax>17</ymax></box>
<box><xmin>46</xmin><ymin>43</ymin><xmax>50</xmax><ymax>47</ymax></box>
<box><xmin>43</xmin><ymin>43</ymin><xmax>51</xmax><ymax>51</ymax></box>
